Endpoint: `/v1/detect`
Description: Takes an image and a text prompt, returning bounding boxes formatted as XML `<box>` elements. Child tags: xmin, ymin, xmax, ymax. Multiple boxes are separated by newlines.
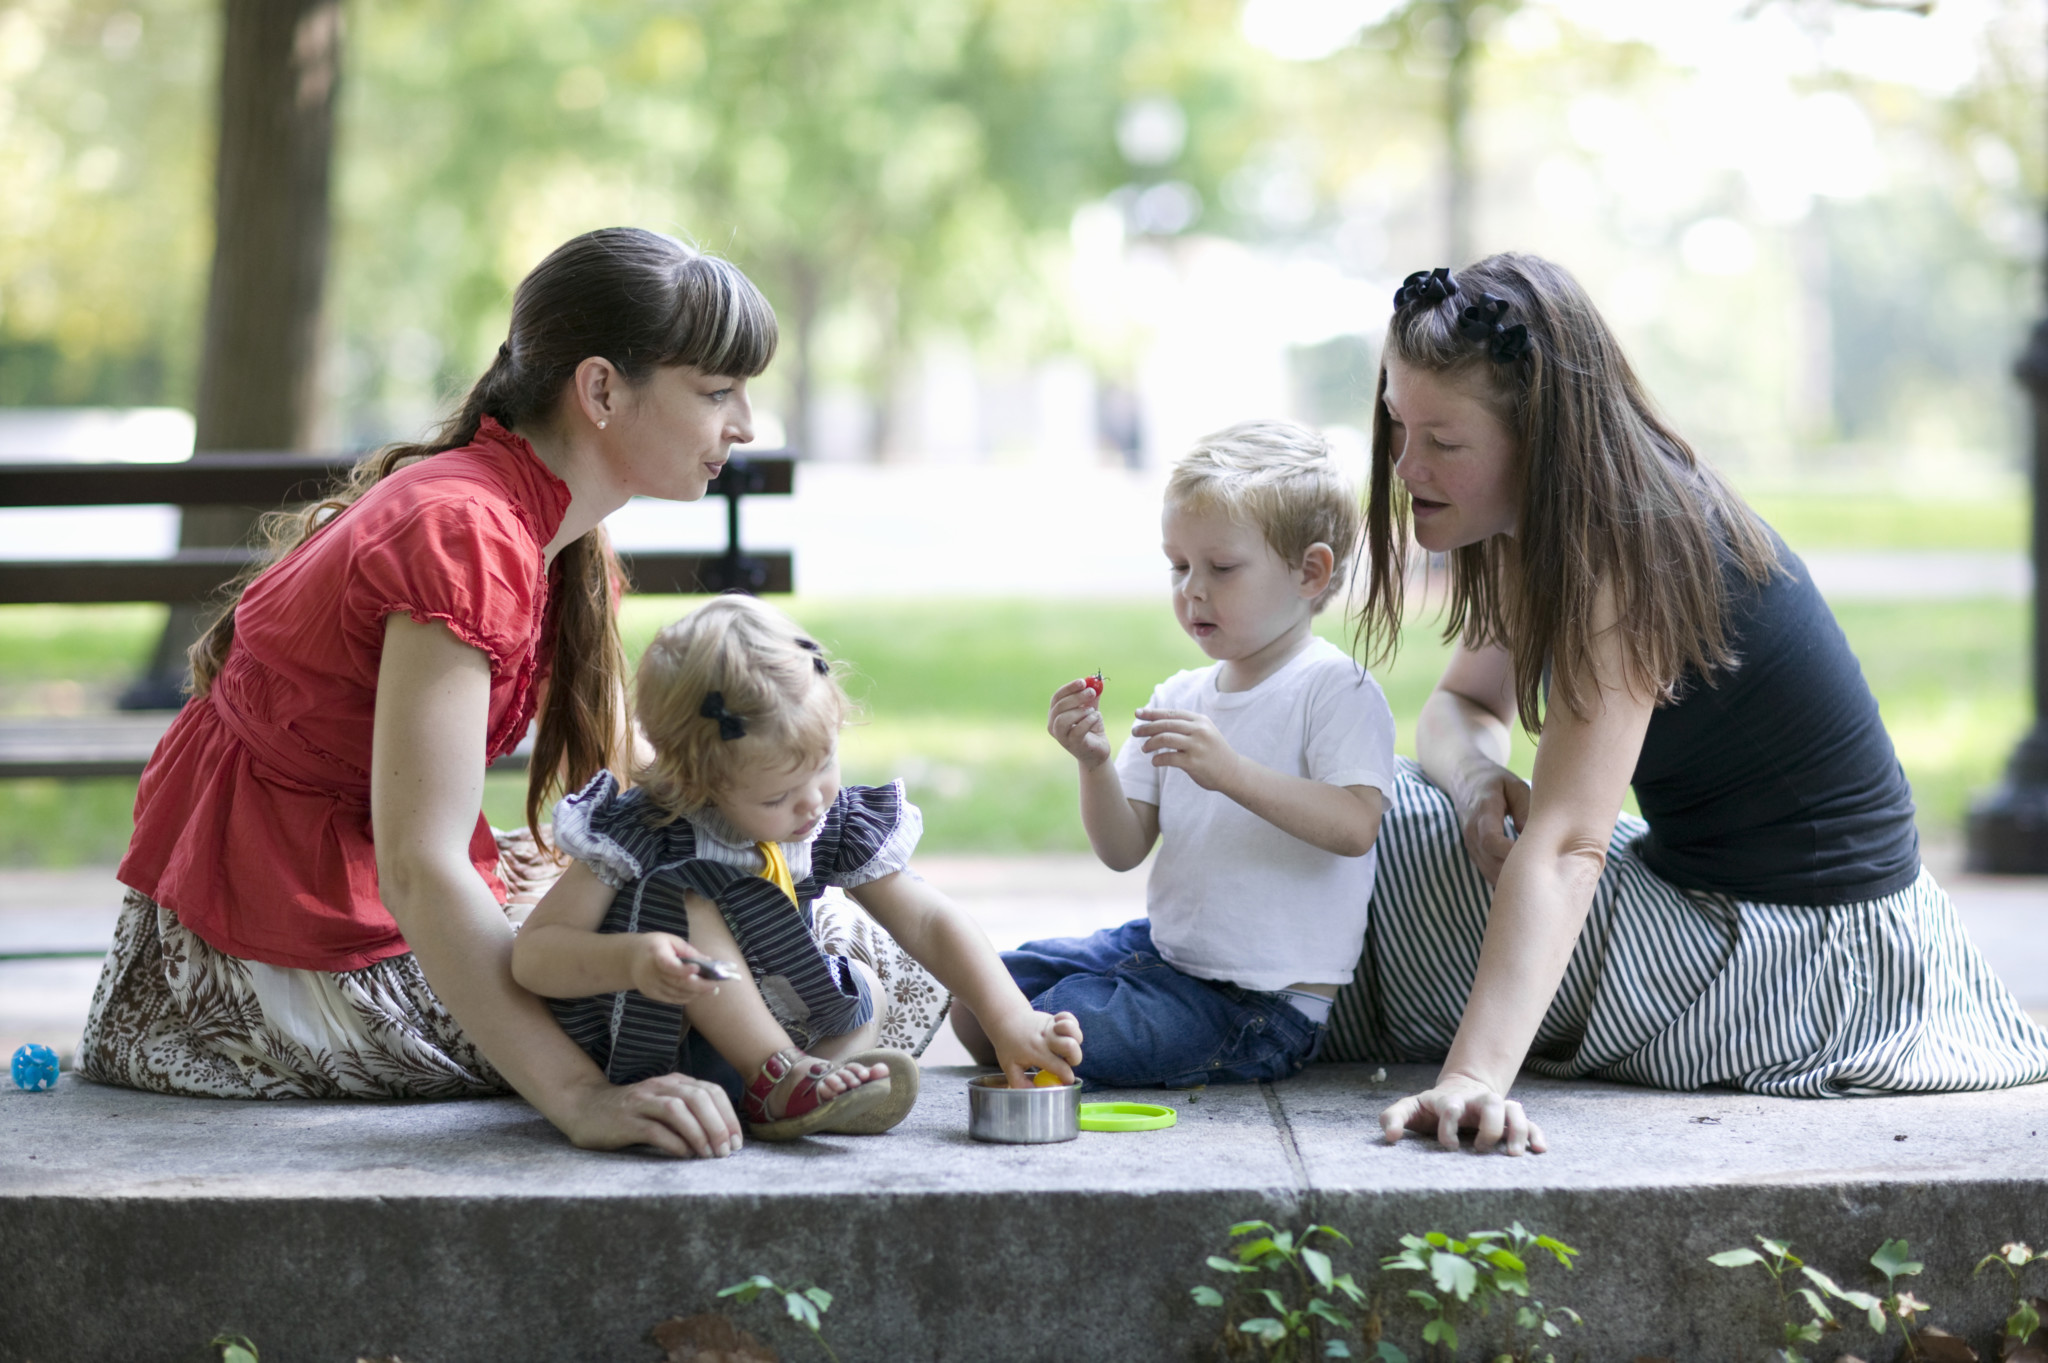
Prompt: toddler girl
<box><xmin>513</xmin><ymin>594</ymin><xmax>1082</xmax><ymax>1149</ymax></box>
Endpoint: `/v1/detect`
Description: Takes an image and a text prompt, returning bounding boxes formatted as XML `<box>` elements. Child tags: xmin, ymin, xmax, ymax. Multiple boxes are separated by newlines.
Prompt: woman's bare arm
<box><xmin>1382</xmin><ymin>589</ymin><xmax>1655</xmax><ymax>1154</ymax></box>
<box><xmin>371</xmin><ymin>613</ymin><xmax>741</xmax><ymax>1157</ymax></box>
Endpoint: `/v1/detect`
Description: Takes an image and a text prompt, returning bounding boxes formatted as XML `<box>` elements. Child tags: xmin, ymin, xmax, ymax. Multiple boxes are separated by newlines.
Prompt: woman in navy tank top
<box><xmin>1326</xmin><ymin>255</ymin><xmax>2048</xmax><ymax>1153</ymax></box>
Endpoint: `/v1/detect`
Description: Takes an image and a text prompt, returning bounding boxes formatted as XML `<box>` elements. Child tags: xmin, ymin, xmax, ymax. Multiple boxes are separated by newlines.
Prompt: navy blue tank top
<box><xmin>1628</xmin><ymin>528</ymin><xmax>1919</xmax><ymax>905</ymax></box>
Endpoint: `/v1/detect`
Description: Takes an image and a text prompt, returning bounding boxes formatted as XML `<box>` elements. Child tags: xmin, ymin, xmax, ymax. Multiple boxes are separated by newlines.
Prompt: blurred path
<box><xmin>4</xmin><ymin>468</ymin><xmax>2030</xmax><ymax>601</ymax></box>
<box><xmin>6</xmin><ymin>855</ymin><xmax>2042</xmax><ymax>1073</ymax></box>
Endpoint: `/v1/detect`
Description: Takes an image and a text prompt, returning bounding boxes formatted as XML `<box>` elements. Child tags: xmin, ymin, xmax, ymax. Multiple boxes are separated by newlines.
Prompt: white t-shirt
<box><xmin>1114</xmin><ymin>636</ymin><xmax>1396</xmax><ymax>992</ymax></box>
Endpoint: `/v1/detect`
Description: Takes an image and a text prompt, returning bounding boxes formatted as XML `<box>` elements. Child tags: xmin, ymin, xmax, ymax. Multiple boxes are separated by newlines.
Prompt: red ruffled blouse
<box><xmin>117</xmin><ymin>417</ymin><xmax>572</xmax><ymax>971</ymax></box>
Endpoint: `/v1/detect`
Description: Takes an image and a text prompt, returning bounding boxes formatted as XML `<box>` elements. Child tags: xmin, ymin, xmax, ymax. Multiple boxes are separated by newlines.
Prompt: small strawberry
<box><xmin>1083</xmin><ymin>671</ymin><xmax>1105</xmax><ymax>696</ymax></box>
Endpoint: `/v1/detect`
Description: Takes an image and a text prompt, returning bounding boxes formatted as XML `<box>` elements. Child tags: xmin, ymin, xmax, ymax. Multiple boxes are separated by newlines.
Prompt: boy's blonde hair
<box><xmin>1167</xmin><ymin>419</ymin><xmax>1362</xmax><ymax>612</ymax></box>
<box><xmin>633</xmin><ymin>595</ymin><xmax>850</xmax><ymax>821</ymax></box>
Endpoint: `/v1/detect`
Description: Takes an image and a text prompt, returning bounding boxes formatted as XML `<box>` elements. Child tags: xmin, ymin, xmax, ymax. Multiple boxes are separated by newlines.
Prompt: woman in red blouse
<box><xmin>79</xmin><ymin>228</ymin><xmax>769</xmax><ymax>1158</ymax></box>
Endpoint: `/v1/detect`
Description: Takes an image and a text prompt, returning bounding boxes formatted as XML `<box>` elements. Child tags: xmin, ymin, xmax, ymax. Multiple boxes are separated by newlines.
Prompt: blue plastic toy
<box><xmin>11</xmin><ymin>1043</ymin><xmax>59</xmax><ymax>1092</ymax></box>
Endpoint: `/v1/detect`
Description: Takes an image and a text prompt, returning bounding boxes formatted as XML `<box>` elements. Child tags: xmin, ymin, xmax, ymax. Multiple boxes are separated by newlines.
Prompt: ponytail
<box><xmin>187</xmin><ymin>227</ymin><xmax>777</xmax><ymax>849</ymax></box>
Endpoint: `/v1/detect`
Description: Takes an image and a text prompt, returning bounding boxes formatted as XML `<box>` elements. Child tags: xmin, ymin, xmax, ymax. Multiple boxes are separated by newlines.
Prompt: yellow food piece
<box><xmin>1033</xmin><ymin>1068</ymin><xmax>1063</xmax><ymax>1087</ymax></box>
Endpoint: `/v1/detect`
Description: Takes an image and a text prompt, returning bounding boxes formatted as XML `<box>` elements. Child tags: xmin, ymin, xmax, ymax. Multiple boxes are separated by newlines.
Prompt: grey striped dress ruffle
<box><xmin>1327</xmin><ymin>759</ymin><xmax>2048</xmax><ymax>1096</ymax></box>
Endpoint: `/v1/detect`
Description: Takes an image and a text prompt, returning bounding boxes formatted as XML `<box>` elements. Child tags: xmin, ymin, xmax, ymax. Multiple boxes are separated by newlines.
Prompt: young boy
<box><xmin>956</xmin><ymin>419</ymin><xmax>1395</xmax><ymax>1088</ymax></box>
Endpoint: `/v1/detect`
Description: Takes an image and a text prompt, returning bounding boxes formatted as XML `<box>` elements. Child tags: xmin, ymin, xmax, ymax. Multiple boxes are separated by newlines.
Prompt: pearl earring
<box><xmin>597</xmin><ymin>419</ymin><xmax>607</xmax><ymax>430</ymax></box>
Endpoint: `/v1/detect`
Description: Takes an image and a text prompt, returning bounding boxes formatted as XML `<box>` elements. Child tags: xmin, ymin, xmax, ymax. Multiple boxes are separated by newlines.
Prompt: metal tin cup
<box><xmin>966</xmin><ymin>1073</ymin><xmax>1080</xmax><ymax>1144</ymax></box>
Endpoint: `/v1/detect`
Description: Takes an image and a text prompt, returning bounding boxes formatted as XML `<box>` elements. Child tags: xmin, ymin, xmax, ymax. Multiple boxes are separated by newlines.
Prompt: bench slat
<box><xmin>0</xmin><ymin>453</ymin><xmax>794</xmax><ymax>508</ymax></box>
<box><xmin>0</xmin><ymin>549</ymin><xmax>792</xmax><ymax>605</ymax></box>
<box><xmin>0</xmin><ymin>714</ymin><xmax>536</xmax><ymax>780</ymax></box>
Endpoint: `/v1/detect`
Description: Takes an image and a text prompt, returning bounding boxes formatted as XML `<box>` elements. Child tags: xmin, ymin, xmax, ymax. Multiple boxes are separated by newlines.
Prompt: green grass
<box><xmin>0</xmin><ymin>588</ymin><xmax>2027</xmax><ymax>865</ymax></box>
<box><xmin>1747</xmin><ymin>492</ymin><xmax>2026</xmax><ymax>552</ymax></box>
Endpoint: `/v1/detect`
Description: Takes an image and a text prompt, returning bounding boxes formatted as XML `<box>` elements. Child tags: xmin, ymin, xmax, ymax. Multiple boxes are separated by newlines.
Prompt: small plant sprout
<box><xmin>718</xmin><ymin>1274</ymin><xmax>840</xmax><ymax>1363</ymax></box>
<box><xmin>210</xmin><ymin>1337</ymin><xmax>259</xmax><ymax>1363</ymax></box>
<box><xmin>1708</xmin><ymin>1236</ymin><xmax>1890</xmax><ymax>1363</ymax></box>
<box><xmin>1190</xmin><ymin>1220</ymin><xmax>1383</xmax><ymax>1361</ymax></box>
<box><xmin>1382</xmin><ymin>1224</ymin><xmax>1579</xmax><ymax>1363</ymax></box>
<box><xmin>1865</xmin><ymin>1238</ymin><xmax>1931</xmax><ymax>1359</ymax></box>
<box><xmin>1974</xmin><ymin>1242</ymin><xmax>2047</xmax><ymax>1349</ymax></box>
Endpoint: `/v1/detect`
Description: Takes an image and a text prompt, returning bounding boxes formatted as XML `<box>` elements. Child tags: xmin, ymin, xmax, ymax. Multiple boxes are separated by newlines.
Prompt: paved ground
<box><xmin>5</xmin><ymin>855</ymin><xmax>2046</xmax><ymax>1361</ymax></box>
<box><xmin>7</xmin><ymin>854</ymin><xmax>2048</xmax><ymax>1066</ymax></box>
<box><xmin>5</xmin><ymin>850</ymin><xmax>2044</xmax><ymax>1066</ymax></box>
<box><xmin>2</xmin><ymin>476</ymin><xmax>2033</xmax><ymax>600</ymax></box>
<box><xmin>6</xmin><ymin>1061</ymin><xmax>2047</xmax><ymax>1361</ymax></box>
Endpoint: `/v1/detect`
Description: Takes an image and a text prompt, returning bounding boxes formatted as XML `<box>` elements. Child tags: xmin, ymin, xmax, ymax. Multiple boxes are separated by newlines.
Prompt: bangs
<box><xmin>666</xmin><ymin>253</ymin><xmax>779</xmax><ymax>379</ymax></box>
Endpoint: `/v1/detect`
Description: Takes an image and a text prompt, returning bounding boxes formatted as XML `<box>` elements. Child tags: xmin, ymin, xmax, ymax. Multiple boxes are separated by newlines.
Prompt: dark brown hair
<box><xmin>1356</xmin><ymin>252</ymin><xmax>1777</xmax><ymax>730</ymax></box>
<box><xmin>189</xmin><ymin>227</ymin><xmax>779</xmax><ymax>843</ymax></box>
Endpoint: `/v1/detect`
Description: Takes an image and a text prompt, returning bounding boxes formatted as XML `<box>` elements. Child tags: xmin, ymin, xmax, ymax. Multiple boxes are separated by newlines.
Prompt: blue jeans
<box><xmin>1003</xmin><ymin>919</ymin><xmax>1325</xmax><ymax>1089</ymax></box>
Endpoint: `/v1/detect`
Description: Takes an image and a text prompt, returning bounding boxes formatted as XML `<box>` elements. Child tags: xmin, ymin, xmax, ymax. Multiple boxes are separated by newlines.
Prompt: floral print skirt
<box><xmin>77</xmin><ymin>832</ymin><xmax>952</xmax><ymax>1101</ymax></box>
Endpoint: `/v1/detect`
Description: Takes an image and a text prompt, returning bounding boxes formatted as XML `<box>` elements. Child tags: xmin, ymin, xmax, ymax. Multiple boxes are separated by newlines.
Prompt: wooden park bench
<box><xmin>0</xmin><ymin>450</ymin><xmax>795</xmax><ymax>780</ymax></box>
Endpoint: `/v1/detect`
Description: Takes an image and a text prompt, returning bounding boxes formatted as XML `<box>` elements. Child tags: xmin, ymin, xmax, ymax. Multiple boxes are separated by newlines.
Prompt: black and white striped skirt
<box><xmin>1327</xmin><ymin>760</ymin><xmax>2048</xmax><ymax>1096</ymax></box>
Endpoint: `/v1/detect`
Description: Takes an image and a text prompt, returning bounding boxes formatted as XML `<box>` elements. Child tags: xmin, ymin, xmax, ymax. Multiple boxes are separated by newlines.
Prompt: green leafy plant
<box><xmin>719</xmin><ymin>1274</ymin><xmax>840</xmax><ymax>1363</ymax></box>
<box><xmin>1865</xmin><ymin>1238</ymin><xmax>1932</xmax><ymax>1359</ymax></box>
<box><xmin>1191</xmin><ymin>1220</ymin><xmax>1394</xmax><ymax>1361</ymax></box>
<box><xmin>1381</xmin><ymin>1223</ymin><xmax>1580</xmax><ymax>1363</ymax></box>
<box><xmin>1708</xmin><ymin>1236</ymin><xmax>1892</xmax><ymax>1363</ymax></box>
<box><xmin>1974</xmin><ymin>1242</ymin><xmax>2048</xmax><ymax>1350</ymax></box>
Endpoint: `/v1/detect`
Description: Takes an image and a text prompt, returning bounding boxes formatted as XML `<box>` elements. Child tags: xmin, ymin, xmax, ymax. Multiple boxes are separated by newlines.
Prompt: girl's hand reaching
<box><xmin>988</xmin><ymin>1007</ymin><xmax>1084</xmax><ymax>1089</ymax></box>
<box><xmin>1048</xmin><ymin>678</ymin><xmax>1112</xmax><ymax>769</ymax></box>
<box><xmin>628</xmin><ymin>931</ymin><xmax>729</xmax><ymax>1007</ymax></box>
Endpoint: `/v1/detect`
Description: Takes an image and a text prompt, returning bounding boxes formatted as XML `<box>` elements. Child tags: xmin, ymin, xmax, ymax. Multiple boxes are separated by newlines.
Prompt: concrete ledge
<box><xmin>6</xmin><ymin>1066</ymin><xmax>2048</xmax><ymax>1361</ymax></box>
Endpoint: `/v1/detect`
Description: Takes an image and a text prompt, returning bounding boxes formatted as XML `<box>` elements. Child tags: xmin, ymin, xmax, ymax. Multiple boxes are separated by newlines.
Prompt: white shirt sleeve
<box><xmin>1303</xmin><ymin>662</ymin><xmax>1397</xmax><ymax>795</ymax></box>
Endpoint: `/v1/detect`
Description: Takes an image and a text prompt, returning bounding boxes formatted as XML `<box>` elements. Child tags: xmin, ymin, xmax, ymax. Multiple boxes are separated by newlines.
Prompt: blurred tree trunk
<box><xmin>129</xmin><ymin>0</ymin><xmax>341</xmax><ymax>708</ymax></box>
<box><xmin>1964</xmin><ymin>0</ymin><xmax>2048</xmax><ymax>871</ymax></box>
<box><xmin>1442</xmin><ymin>0</ymin><xmax>1475</xmax><ymax>266</ymax></box>
<box><xmin>784</xmin><ymin>254</ymin><xmax>820</xmax><ymax>461</ymax></box>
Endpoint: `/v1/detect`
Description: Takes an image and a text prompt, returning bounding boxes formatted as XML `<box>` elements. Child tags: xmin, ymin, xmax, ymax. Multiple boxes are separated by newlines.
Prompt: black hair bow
<box><xmin>795</xmin><ymin>637</ymin><xmax>829</xmax><ymax>676</ymax></box>
<box><xmin>699</xmin><ymin>692</ymin><xmax>746</xmax><ymax>741</ymax></box>
<box><xmin>1393</xmin><ymin>267</ymin><xmax>1458</xmax><ymax>311</ymax></box>
<box><xmin>1452</xmin><ymin>292</ymin><xmax>1532</xmax><ymax>364</ymax></box>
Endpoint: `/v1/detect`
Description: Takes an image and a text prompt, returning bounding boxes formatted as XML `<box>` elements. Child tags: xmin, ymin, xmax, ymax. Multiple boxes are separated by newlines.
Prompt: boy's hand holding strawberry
<box><xmin>1047</xmin><ymin>674</ymin><xmax>1112</xmax><ymax>769</ymax></box>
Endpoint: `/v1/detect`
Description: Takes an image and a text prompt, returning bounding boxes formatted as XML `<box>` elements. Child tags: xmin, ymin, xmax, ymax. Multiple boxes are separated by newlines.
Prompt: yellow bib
<box><xmin>756</xmin><ymin>840</ymin><xmax>798</xmax><ymax>908</ymax></box>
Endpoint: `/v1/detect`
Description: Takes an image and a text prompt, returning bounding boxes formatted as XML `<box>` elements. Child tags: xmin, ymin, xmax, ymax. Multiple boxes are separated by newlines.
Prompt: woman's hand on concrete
<box><xmin>558</xmin><ymin>1072</ymin><xmax>745</xmax><ymax>1159</ymax></box>
<box><xmin>1379</xmin><ymin>1072</ymin><xmax>1545</xmax><ymax>1156</ymax></box>
<box><xmin>1455</xmin><ymin>762</ymin><xmax>1530</xmax><ymax>886</ymax></box>
<box><xmin>1048</xmin><ymin>679</ymin><xmax>1113</xmax><ymax>769</ymax></box>
<box><xmin>628</xmin><ymin>931</ymin><xmax>726</xmax><ymax>1007</ymax></box>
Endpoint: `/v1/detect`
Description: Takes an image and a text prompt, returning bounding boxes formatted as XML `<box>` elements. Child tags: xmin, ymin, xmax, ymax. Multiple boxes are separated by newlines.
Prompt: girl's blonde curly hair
<box><xmin>633</xmin><ymin>595</ymin><xmax>850</xmax><ymax>822</ymax></box>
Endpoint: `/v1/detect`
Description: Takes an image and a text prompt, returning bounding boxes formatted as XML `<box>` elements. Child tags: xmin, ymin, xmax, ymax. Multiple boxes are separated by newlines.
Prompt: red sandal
<box><xmin>743</xmin><ymin>1047</ymin><xmax>894</xmax><ymax>1141</ymax></box>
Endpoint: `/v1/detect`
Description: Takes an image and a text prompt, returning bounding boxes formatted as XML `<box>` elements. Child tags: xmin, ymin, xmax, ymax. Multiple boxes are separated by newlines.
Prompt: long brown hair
<box><xmin>1355</xmin><ymin>252</ymin><xmax>1777</xmax><ymax>730</ymax></box>
<box><xmin>189</xmin><ymin>227</ymin><xmax>779</xmax><ymax>842</ymax></box>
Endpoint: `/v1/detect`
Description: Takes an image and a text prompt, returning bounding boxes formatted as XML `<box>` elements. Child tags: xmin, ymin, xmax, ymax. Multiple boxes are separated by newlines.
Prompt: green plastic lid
<box><xmin>1077</xmin><ymin>1101</ymin><xmax>1177</xmax><ymax>1132</ymax></box>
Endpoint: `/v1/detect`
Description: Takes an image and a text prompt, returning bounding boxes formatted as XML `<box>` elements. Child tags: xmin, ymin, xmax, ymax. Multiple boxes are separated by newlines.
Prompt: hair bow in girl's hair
<box><xmin>1393</xmin><ymin>267</ymin><xmax>1459</xmax><ymax>311</ymax></box>
<box><xmin>699</xmin><ymin>691</ymin><xmax>747</xmax><ymax>741</ymax></box>
<box><xmin>1489</xmin><ymin>323</ymin><xmax>1531</xmax><ymax>363</ymax></box>
<box><xmin>794</xmin><ymin>637</ymin><xmax>829</xmax><ymax>675</ymax></box>
<box><xmin>1456</xmin><ymin>294</ymin><xmax>1512</xmax><ymax>341</ymax></box>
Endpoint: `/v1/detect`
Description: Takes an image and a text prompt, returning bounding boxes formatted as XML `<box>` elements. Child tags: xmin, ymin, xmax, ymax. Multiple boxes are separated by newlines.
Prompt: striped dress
<box><xmin>548</xmin><ymin>773</ymin><xmax>947</xmax><ymax>1085</ymax></box>
<box><xmin>1326</xmin><ymin>759</ymin><xmax>2048</xmax><ymax>1096</ymax></box>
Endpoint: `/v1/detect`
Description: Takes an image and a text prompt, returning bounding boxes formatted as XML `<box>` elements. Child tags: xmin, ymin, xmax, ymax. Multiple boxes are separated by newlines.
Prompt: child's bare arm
<box><xmin>512</xmin><ymin>861</ymin><xmax>723</xmax><ymax>1005</ymax></box>
<box><xmin>847</xmin><ymin>869</ymin><xmax>1083</xmax><ymax>1084</ymax></box>
<box><xmin>1049</xmin><ymin>677</ymin><xmax>1158</xmax><ymax>870</ymax></box>
<box><xmin>1131</xmin><ymin>707</ymin><xmax>1385</xmax><ymax>856</ymax></box>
